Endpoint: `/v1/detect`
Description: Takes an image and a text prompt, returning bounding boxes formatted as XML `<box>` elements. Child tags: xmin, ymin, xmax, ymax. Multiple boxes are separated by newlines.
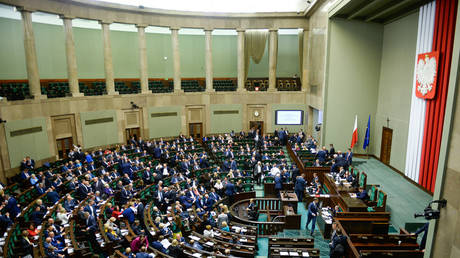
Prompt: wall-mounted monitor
<box><xmin>275</xmin><ymin>110</ymin><xmax>304</xmax><ymax>125</ymax></box>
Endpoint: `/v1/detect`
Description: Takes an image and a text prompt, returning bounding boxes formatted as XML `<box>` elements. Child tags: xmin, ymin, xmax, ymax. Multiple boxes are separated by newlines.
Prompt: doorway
<box><xmin>249</xmin><ymin>121</ymin><xmax>264</xmax><ymax>135</ymax></box>
<box><xmin>126</xmin><ymin>127</ymin><xmax>140</xmax><ymax>144</ymax></box>
<box><xmin>56</xmin><ymin>137</ymin><xmax>73</xmax><ymax>159</ymax></box>
<box><xmin>380</xmin><ymin>127</ymin><xmax>393</xmax><ymax>164</ymax></box>
<box><xmin>189</xmin><ymin>123</ymin><xmax>203</xmax><ymax>139</ymax></box>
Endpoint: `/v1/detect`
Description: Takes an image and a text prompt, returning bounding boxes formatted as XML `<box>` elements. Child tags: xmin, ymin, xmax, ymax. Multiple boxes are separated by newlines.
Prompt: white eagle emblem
<box><xmin>416</xmin><ymin>55</ymin><xmax>437</xmax><ymax>96</ymax></box>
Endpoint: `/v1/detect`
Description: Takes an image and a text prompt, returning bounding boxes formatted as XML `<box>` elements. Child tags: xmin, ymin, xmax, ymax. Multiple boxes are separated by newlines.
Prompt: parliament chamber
<box><xmin>0</xmin><ymin>0</ymin><xmax>460</xmax><ymax>258</ymax></box>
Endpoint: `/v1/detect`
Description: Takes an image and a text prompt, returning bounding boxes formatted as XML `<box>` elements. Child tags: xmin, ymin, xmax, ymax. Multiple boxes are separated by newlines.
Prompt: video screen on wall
<box><xmin>275</xmin><ymin>110</ymin><xmax>304</xmax><ymax>125</ymax></box>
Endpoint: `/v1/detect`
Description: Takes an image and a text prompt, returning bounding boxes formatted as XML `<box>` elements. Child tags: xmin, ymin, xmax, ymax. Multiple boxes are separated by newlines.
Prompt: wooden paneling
<box><xmin>380</xmin><ymin>127</ymin><xmax>393</xmax><ymax>164</ymax></box>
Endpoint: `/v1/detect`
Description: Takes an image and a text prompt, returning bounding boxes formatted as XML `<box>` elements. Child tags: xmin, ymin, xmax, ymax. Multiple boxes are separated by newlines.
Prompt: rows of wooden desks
<box><xmin>285</xmin><ymin>145</ymin><xmax>423</xmax><ymax>257</ymax></box>
<box><xmin>268</xmin><ymin>236</ymin><xmax>319</xmax><ymax>258</ymax></box>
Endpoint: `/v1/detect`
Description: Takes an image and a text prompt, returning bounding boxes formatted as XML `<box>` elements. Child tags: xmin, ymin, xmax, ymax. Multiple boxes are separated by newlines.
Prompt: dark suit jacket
<box><xmin>308</xmin><ymin>202</ymin><xmax>318</xmax><ymax>216</ymax></box>
<box><xmin>86</xmin><ymin>215</ymin><xmax>98</xmax><ymax>232</ymax></box>
<box><xmin>274</xmin><ymin>176</ymin><xmax>283</xmax><ymax>190</ymax></box>
<box><xmin>295</xmin><ymin>177</ymin><xmax>306</xmax><ymax>192</ymax></box>
<box><xmin>225</xmin><ymin>183</ymin><xmax>236</xmax><ymax>196</ymax></box>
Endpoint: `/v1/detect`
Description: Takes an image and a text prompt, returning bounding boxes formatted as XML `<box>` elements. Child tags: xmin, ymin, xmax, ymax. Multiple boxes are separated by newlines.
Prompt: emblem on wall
<box><xmin>415</xmin><ymin>51</ymin><xmax>439</xmax><ymax>99</ymax></box>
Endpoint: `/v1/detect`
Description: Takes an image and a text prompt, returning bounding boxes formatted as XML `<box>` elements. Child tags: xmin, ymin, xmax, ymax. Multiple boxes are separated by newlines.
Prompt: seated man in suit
<box><xmin>330</xmin><ymin>228</ymin><xmax>347</xmax><ymax>258</ymax></box>
<box><xmin>356</xmin><ymin>187</ymin><xmax>369</xmax><ymax>201</ymax></box>
<box><xmin>30</xmin><ymin>205</ymin><xmax>45</xmax><ymax>226</ymax></box>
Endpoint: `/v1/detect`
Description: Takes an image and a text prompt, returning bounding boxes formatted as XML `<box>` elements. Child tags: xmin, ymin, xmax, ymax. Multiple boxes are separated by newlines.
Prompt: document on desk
<box><xmin>161</xmin><ymin>239</ymin><xmax>171</xmax><ymax>249</ymax></box>
<box><xmin>302</xmin><ymin>252</ymin><xmax>310</xmax><ymax>257</ymax></box>
<box><xmin>290</xmin><ymin>251</ymin><xmax>299</xmax><ymax>256</ymax></box>
<box><xmin>192</xmin><ymin>253</ymin><xmax>202</xmax><ymax>257</ymax></box>
<box><xmin>349</xmin><ymin>193</ymin><xmax>357</xmax><ymax>198</ymax></box>
<box><xmin>189</xmin><ymin>235</ymin><xmax>200</xmax><ymax>241</ymax></box>
<box><xmin>280</xmin><ymin>251</ymin><xmax>289</xmax><ymax>256</ymax></box>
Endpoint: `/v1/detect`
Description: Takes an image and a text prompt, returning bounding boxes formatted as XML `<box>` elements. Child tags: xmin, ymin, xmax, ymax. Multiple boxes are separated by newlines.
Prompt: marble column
<box><xmin>137</xmin><ymin>24</ymin><xmax>150</xmax><ymax>94</ymax></box>
<box><xmin>237</xmin><ymin>29</ymin><xmax>246</xmax><ymax>92</ymax></box>
<box><xmin>301</xmin><ymin>29</ymin><xmax>309</xmax><ymax>92</ymax></box>
<box><xmin>204</xmin><ymin>29</ymin><xmax>214</xmax><ymax>92</ymax></box>
<box><xmin>62</xmin><ymin>16</ymin><xmax>83</xmax><ymax>97</ymax></box>
<box><xmin>20</xmin><ymin>9</ymin><xmax>43</xmax><ymax>99</ymax></box>
<box><xmin>170</xmin><ymin>27</ymin><xmax>182</xmax><ymax>92</ymax></box>
<box><xmin>268</xmin><ymin>29</ymin><xmax>278</xmax><ymax>92</ymax></box>
<box><xmin>100</xmin><ymin>21</ymin><xmax>117</xmax><ymax>95</ymax></box>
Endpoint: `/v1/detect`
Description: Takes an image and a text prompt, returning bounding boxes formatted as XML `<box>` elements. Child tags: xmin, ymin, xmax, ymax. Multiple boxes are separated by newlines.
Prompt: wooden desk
<box><xmin>340</xmin><ymin>194</ymin><xmax>368</xmax><ymax>212</ymax></box>
<box><xmin>269</xmin><ymin>247</ymin><xmax>320</xmax><ymax>258</ymax></box>
<box><xmin>283</xmin><ymin>206</ymin><xmax>301</xmax><ymax>229</ymax></box>
<box><xmin>280</xmin><ymin>191</ymin><xmax>298</xmax><ymax>213</ymax></box>
<box><xmin>317</xmin><ymin>209</ymin><xmax>333</xmax><ymax>239</ymax></box>
<box><xmin>264</xmin><ymin>182</ymin><xmax>294</xmax><ymax>197</ymax></box>
<box><xmin>268</xmin><ymin>236</ymin><xmax>314</xmax><ymax>248</ymax></box>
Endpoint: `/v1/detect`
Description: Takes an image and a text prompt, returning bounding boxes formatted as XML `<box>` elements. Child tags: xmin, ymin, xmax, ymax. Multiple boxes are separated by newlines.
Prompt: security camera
<box><xmin>0</xmin><ymin>118</ymin><xmax>6</xmax><ymax>123</ymax></box>
<box><xmin>414</xmin><ymin>199</ymin><xmax>447</xmax><ymax>220</ymax></box>
<box><xmin>130</xmin><ymin>101</ymin><xmax>140</xmax><ymax>109</ymax></box>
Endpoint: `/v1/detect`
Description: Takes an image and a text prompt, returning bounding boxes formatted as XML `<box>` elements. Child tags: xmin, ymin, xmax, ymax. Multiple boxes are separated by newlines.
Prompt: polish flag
<box><xmin>351</xmin><ymin>115</ymin><xmax>358</xmax><ymax>149</ymax></box>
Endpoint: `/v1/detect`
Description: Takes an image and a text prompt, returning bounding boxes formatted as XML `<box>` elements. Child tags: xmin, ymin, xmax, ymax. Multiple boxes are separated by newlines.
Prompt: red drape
<box><xmin>419</xmin><ymin>0</ymin><xmax>458</xmax><ymax>192</ymax></box>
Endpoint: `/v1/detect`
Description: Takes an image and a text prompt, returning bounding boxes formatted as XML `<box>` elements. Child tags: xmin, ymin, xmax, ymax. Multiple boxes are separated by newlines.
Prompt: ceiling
<box><xmin>90</xmin><ymin>0</ymin><xmax>313</xmax><ymax>13</ymax></box>
<box><xmin>330</xmin><ymin>0</ymin><xmax>431</xmax><ymax>24</ymax></box>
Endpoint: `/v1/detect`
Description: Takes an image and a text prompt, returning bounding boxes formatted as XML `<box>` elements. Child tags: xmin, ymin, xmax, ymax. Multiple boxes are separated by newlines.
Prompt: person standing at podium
<box><xmin>306</xmin><ymin>198</ymin><xmax>319</xmax><ymax>236</ymax></box>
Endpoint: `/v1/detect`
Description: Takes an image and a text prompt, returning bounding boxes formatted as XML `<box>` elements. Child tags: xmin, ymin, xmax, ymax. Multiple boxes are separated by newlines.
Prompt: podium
<box><xmin>280</xmin><ymin>191</ymin><xmax>298</xmax><ymax>213</ymax></box>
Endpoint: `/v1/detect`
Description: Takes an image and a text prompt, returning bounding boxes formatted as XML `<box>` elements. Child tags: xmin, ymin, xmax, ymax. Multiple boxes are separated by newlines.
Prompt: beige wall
<box><xmin>4</xmin><ymin>117</ymin><xmax>51</xmax><ymax>168</ymax></box>
<box><xmin>373</xmin><ymin>12</ymin><xmax>418</xmax><ymax>171</ymax></box>
<box><xmin>323</xmin><ymin>18</ymin><xmax>383</xmax><ymax>153</ymax></box>
<box><xmin>306</xmin><ymin>0</ymin><xmax>330</xmax><ymax>110</ymax></box>
<box><xmin>431</xmin><ymin>75</ymin><xmax>460</xmax><ymax>258</ymax></box>
<box><xmin>0</xmin><ymin>91</ymin><xmax>306</xmax><ymax>172</ymax></box>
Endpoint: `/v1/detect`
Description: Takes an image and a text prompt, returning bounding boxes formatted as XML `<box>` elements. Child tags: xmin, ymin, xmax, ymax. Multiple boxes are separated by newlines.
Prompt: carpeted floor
<box><xmin>353</xmin><ymin>157</ymin><xmax>432</xmax><ymax>231</ymax></box>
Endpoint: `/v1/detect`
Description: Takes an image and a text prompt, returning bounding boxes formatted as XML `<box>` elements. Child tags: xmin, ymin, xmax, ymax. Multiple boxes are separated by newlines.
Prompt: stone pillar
<box><xmin>100</xmin><ymin>21</ymin><xmax>117</xmax><ymax>95</ymax></box>
<box><xmin>301</xmin><ymin>29</ymin><xmax>309</xmax><ymax>92</ymax></box>
<box><xmin>268</xmin><ymin>29</ymin><xmax>278</xmax><ymax>92</ymax></box>
<box><xmin>170</xmin><ymin>27</ymin><xmax>182</xmax><ymax>92</ymax></box>
<box><xmin>204</xmin><ymin>29</ymin><xmax>214</xmax><ymax>92</ymax></box>
<box><xmin>20</xmin><ymin>9</ymin><xmax>43</xmax><ymax>99</ymax></box>
<box><xmin>237</xmin><ymin>29</ymin><xmax>246</xmax><ymax>92</ymax></box>
<box><xmin>62</xmin><ymin>16</ymin><xmax>83</xmax><ymax>97</ymax></box>
<box><xmin>137</xmin><ymin>24</ymin><xmax>150</xmax><ymax>94</ymax></box>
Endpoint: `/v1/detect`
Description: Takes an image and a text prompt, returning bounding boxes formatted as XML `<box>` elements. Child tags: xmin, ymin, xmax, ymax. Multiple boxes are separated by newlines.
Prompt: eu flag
<box><xmin>363</xmin><ymin>115</ymin><xmax>370</xmax><ymax>150</ymax></box>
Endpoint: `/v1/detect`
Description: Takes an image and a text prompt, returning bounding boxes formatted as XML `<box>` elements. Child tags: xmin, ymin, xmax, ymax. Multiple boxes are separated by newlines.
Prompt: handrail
<box><xmin>229</xmin><ymin>198</ymin><xmax>285</xmax><ymax>236</ymax></box>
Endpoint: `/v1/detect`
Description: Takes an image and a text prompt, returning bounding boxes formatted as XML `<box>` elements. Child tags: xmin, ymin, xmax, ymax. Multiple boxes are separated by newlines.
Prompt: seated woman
<box><xmin>105</xmin><ymin>225</ymin><xmax>121</xmax><ymax>242</ymax></box>
<box><xmin>56</xmin><ymin>208</ymin><xmax>69</xmax><ymax>225</ymax></box>
<box><xmin>27</xmin><ymin>223</ymin><xmax>39</xmax><ymax>238</ymax></box>
<box><xmin>246</xmin><ymin>198</ymin><xmax>259</xmax><ymax>221</ymax></box>
<box><xmin>221</xmin><ymin>221</ymin><xmax>230</xmax><ymax>232</ymax></box>
<box><xmin>167</xmin><ymin>239</ymin><xmax>186</xmax><ymax>257</ymax></box>
<box><xmin>203</xmin><ymin>225</ymin><xmax>214</xmax><ymax>237</ymax></box>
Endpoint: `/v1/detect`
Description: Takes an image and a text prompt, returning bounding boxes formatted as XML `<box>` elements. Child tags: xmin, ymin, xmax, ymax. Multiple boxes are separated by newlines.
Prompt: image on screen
<box><xmin>275</xmin><ymin>110</ymin><xmax>304</xmax><ymax>125</ymax></box>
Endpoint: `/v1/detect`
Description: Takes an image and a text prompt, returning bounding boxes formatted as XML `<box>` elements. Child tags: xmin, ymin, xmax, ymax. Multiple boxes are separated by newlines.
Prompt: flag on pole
<box><xmin>351</xmin><ymin>115</ymin><xmax>358</xmax><ymax>149</ymax></box>
<box><xmin>363</xmin><ymin>115</ymin><xmax>371</xmax><ymax>150</ymax></box>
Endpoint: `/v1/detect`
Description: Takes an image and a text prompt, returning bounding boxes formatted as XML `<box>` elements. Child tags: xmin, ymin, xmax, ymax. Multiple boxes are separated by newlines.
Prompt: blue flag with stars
<box><xmin>363</xmin><ymin>115</ymin><xmax>370</xmax><ymax>150</ymax></box>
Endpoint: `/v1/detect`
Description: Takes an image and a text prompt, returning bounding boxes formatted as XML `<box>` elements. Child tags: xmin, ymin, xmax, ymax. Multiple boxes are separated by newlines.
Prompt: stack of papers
<box><xmin>161</xmin><ymin>239</ymin><xmax>171</xmax><ymax>249</ymax></box>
